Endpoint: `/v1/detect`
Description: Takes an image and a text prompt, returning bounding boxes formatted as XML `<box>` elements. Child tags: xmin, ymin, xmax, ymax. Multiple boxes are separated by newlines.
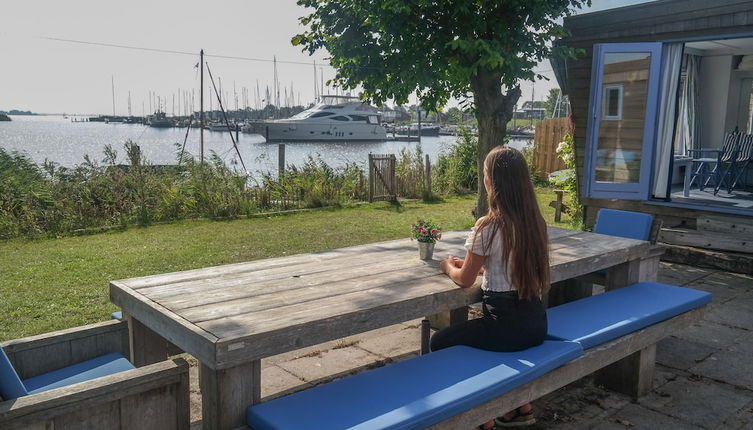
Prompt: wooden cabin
<box><xmin>552</xmin><ymin>0</ymin><xmax>753</xmax><ymax>271</ymax></box>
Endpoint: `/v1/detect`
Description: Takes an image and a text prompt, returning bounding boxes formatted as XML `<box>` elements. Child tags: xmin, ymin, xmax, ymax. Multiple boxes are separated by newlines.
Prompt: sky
<box><xmin>0</xmin><ymin>0</ymin><xmax>656</xmax><ymax>115</ymax></box>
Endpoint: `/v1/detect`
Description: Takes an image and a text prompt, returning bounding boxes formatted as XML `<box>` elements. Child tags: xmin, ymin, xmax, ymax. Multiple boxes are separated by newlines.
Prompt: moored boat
<box><xmin>244</xmin><ymin>95</ymin><xmax>387</xmax><ymax>142</ymax></box>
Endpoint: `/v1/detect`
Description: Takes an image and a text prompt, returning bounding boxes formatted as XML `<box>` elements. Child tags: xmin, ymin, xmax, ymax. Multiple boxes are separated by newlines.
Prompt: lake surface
<box><xmin>0</xmin><ymin>115</ymin><xmax>531</xmax><ymax>174</ymax></box>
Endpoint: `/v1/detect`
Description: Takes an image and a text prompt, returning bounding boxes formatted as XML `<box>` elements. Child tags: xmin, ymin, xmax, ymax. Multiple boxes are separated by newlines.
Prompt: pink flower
<box><xmin>430</xmin><ymin>229</ymin><xmax>437</xmax><ymax>234</ymax></box>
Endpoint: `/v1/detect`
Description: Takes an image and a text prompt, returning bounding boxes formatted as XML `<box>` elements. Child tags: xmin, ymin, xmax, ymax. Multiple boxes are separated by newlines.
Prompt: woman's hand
<box><xmin>440</xmin><ymin>252</ymin><xmax>486</xmax><ymax>288</ymax></box>
<box><xmin>440</xmin><ymin>255</ymin><xmax>457</xmax><ymax>275</ymax></box>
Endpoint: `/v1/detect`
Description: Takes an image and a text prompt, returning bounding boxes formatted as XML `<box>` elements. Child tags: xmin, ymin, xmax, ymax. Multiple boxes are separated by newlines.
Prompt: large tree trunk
<box><xmin>470</xmin><ymin>70</ymin><xmax>521</xmax><ymax>218</ymax></box>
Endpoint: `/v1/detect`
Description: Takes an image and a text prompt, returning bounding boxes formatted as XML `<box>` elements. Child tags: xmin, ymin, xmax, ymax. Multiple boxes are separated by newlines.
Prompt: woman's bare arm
<box><xmin>440</xmin><ymin>250</ymin><xmax>486</xmax><ymax>288</ymax></box>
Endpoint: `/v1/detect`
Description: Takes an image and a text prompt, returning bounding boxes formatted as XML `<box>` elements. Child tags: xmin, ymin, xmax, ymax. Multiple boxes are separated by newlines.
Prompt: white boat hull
<box><xmin>248</xmin><ymin>122</ymin><xmax>387</xmax><ymax>142</ymax></box>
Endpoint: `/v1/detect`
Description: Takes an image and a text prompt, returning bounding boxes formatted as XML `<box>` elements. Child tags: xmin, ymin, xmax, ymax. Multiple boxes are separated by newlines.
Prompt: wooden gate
<box><xmin>533</xmin><ymin>117</ymin><xmax>574</xmax><ymax>175</ymax></box>
<box><xmin>368</xmin><ymin>153</ymin><xmax>397</xmax><ymax>202</ymax></box>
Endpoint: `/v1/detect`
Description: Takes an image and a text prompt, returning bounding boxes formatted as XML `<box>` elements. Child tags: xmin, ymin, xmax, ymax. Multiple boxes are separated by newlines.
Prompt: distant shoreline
<box><xmin>0</xmin><ymin>110</ymin><xmax>38</xmax><ymax>116</ymax></box>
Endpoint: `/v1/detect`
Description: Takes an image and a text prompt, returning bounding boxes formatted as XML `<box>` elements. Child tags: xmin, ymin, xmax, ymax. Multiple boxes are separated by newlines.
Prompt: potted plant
<box><xmin>410</xmin><ymin>219</ymin><xmax>443</xmax><ymax>260</ymax></box>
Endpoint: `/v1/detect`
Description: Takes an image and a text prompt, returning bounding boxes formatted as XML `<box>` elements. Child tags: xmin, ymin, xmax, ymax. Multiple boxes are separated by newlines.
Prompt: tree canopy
<box><xmin>294</xmin><ymin>0</ymin><xmax>588</xmax><ymax>111</ymax></box>
<box><xmin>294</xmin><ymin>0</ymin><xmax>590</xmax><ymax>216</ymax></box>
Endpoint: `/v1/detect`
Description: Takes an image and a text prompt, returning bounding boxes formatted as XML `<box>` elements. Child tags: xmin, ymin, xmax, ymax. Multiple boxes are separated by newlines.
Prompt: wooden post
<box><xmin>200</xmin><ymin>361</ymin><xmax>261</xmax><ymax>430</ymax></box>
<box><xmin>425</xmin><ymin>154</ymin><xmax>432</xmax><ymax>197</ymax></box>
<box><xmin>554</xmin><ymin>189</ymin><xmax>564</xmax><ymax>222</ymax></box>
<box><xmin>595</xmin><ymin>344</ymin><xmax>657</xmax><ymax>398</ymax></box>
<box><xmin>368</xmin><ymin>153</ymin><xmax>374</xmax><ymax>203</ymax></box>
<box><xmin>390</xmin><ymin>154</ymin><xmax>397</xmax><ymax>200</ymax></box>
<box><xmin>278</xmin><ymin>144</ymin><xmax>285</xmax><ymax>179</ymax></box>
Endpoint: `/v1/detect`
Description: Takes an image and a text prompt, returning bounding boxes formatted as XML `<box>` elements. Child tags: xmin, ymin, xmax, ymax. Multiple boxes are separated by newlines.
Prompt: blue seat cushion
<box><xmin>0</xmin><ymin>346</ymin><xmax>28</xmax><ymax>400</ymax></box>
<box><xmin>23</xmin><ymin>352</ymin><xmax>135</xmax><ymax>395</ymax></box>
<box><xmin>547</xmin><ymin>282</ymin><xmax>711</xmax><ymax>349</ymax></box>
<box><xmin>247</xmin><ymin>341</ymin><xmax>583</xmax><ymax>430</ymax></box>
<box><xmin>594</xmin><ymin>209</ymin><xmax>653</xmax><ymax>241</ymax></box>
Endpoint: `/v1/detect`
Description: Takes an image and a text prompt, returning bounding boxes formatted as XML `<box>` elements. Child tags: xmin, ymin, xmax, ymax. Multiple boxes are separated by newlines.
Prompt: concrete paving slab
<box><xmin>656</xmin><ymin>336</ymin><xmax>717</xmax><ymax>371</ymax></box>
<box><xmin>700</xmin><ymin>271</ymin><xmax>753</xmax><ymax>293</ymax></box>
<box><xmin>674</xmin><ymin>319</ymin><xmax>748</xmax><ymax>350</ymax></box>
<box><xmin>705</xmin><ymin>298</ymin><xmax>753</xmax><ymax>330</ymax></box>
<box><xmin>356</xmin><ymin>324</ymin><xmax>421</xmax><ymax>358</ymax></box>
<box><xmin>531</xmin><ymin>378</ymin><xmax>631</xmax><ymax>429</ymax></box>
<box><xmin>691</xmin><ymin>331</ymin><xmax>753</xmax><ymax>391</ymax></box>
<box><xmin>592</xmin><ymin>403</ymin><xmax>704</xmax><ymax>430</ymax></box>
<box><xmin>658</xmin><ymin>262</ymin><xmax>714</xmax><ymax>286</ymax></box>
<box><xmin>685</xmin><ymin>280</ymin><xmax>741</xmax><ymax>304</ymax></box>
<box><xmin>723</xmin><ymin>399</ymin><xmax>753</xmax><ymax>430</ymax></box>
<box><xmin>276</xmin><ymin>343</ymin><xmax>381</xmax><ymax>383</ymax></box>
<box><xmin>261</xmin><ymin>364</ymin><xmax>310</xmax><ymax>400</ymax></box>
<box><xmin>640</xmin><ymin>377</ymin><xmax>753</xmax><ymax>429</ymax></box>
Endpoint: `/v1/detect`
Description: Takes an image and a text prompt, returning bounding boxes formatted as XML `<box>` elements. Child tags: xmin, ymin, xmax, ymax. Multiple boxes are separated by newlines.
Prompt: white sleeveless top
<box><xmin>464</xmin><ymin>224</ymin><xmax>513</xmax><ymax>292</ymax></box>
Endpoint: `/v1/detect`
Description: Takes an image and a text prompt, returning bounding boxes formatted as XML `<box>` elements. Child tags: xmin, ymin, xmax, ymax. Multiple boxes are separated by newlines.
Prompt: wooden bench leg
<box><xmin>595</xmin><ymin>344</ymin><xmax>656</xmax><ymax>398</ymax></box>
<box><xmin>200</xmin><ymin>360</ymin><xmax>261</xmax><ymax>430</ymax></box>
<box><xmin>128</xmin><ymin>314</ymin><xmax>170</xmax><ymax>367</ymax></box>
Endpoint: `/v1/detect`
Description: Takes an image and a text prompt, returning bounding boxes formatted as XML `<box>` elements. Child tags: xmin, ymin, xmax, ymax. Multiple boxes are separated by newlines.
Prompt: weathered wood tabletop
<box><xmin>109</xmin><ymin>226</ymin><xmax>657</xmax><ymax>429</ymax></box>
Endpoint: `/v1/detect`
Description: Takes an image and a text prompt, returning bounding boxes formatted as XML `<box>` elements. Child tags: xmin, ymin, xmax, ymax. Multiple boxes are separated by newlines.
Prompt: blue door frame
<box><xmin>584</xmin><ymin>42</ymin><xmax>663</xmax><ymax>200</ymax></box>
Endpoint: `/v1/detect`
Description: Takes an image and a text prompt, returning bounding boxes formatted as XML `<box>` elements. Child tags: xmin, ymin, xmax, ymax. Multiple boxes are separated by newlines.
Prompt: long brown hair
<box><xmin>474</xmin><ymin>146</ymin><xmax>550</xmax><ymax>299</ymax></box>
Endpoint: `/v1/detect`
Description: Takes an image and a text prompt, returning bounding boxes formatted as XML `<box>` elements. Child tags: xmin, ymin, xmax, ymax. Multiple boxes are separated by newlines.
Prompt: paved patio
<box><xmin>186</xmin><ymin>262</ymin><xmax>753</xmax><ymax>429</ymax></box>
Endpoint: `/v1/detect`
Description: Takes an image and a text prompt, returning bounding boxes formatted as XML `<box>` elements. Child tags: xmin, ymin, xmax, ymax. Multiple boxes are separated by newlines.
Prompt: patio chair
<box><xmin>730</xmin><ymin>133</ymin><xmax>753</xmax><ymax>191</ymax></box>
<box><xmin>565</xmin><ymin>209</ymin><xmax>659</xmax><ymax>294</ymax></box>
<box><xmin>688</xmin><ymin>130</ymin><xmax>740</xmax><ymax>195</ymax></box>
<box><xmin>0</xmin><ymin>320</ymin><xmax>189</xmax><ymax>430</ymax></box>
<box><xmin>594</xmin><ymin>208</ymin><xmax>656</xmax><ymax>242</ymax></box>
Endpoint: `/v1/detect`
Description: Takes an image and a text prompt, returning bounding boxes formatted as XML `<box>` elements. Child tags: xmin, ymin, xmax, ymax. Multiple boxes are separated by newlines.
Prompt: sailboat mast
<box><xmin>200</xmin><ymin>49</ymin><xmax>205</xmax><ymax>164</ymax></box>
<box><xmin>111</xmin><ymin>75</ymin><xmax>116</xmax><ymax>116</ymax></box>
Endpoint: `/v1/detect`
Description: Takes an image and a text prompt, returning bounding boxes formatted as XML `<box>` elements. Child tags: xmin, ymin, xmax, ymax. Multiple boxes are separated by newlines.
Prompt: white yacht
<box><xmin>243</xmin><ymin>96</ymin><xmax>387</xmax><ymax>142</ymax></box>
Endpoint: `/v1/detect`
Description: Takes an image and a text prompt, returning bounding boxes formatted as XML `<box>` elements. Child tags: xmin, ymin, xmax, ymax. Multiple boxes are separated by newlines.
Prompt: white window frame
<box><xmin>602</xmin><ymin>84</ymin><xmax>624</xmax><ymax>120</ymax></box>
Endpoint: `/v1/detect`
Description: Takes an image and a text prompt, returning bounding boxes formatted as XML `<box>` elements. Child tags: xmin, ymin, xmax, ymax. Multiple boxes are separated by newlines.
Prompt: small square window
<box><xmin>603</xmin><ymin>84</ymin><xmax>623</xmax><ymax>120</ymax></box>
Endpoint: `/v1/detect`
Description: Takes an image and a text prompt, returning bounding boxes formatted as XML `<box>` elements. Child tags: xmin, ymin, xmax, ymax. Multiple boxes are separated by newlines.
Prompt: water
<box><xmin>0</xmin><ymin>115</ymin><xmax>531</xmax><ymax>173</ymax></box>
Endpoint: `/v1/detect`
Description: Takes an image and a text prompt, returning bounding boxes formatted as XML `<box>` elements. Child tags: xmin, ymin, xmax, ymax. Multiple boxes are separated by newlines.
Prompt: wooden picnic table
<box><xmin>110</xmin><ymin>226</ymin><xmax>661</xmax><ymax>430</ymax></box>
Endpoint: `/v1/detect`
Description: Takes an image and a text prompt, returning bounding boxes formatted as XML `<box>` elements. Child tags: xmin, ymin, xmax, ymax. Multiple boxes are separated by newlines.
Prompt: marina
<box><xmin>0</xmin><ymin>114</ymin><xmax>531</xmax><ymax>172</ymax></box>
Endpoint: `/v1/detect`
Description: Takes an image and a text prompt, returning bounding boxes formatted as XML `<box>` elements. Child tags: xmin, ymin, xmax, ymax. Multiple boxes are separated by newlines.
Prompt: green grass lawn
<box><xmin>0</xmin><ymin>190</ymin><xmax>575</xmax><ymax>341</ymax></box>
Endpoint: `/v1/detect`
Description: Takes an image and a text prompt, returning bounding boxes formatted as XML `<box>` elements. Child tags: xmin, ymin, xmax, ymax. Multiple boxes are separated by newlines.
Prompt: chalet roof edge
<box><xmin>564</xmin><ymin>0</ymin><xmax>752</xmax><ymax>29</ymax></box>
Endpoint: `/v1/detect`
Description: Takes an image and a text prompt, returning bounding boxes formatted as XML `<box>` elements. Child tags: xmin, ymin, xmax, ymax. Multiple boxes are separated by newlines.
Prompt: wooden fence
<box><xmin>533</xmin><ymin>117</ymin><xmax>574</xmax><ymax>175</ymax></box>
<box><xmin>368</xmin><ymin>153</ymin><xmax>397</xmax><ymax>202</ymax></box>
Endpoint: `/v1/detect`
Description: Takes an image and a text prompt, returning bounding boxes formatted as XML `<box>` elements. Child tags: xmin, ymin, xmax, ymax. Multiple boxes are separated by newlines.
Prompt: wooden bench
<box><xmin>0</xmin><ymin>320</ymin><xmax>190</xmax><ymax>430</ymax></box>
<box><xmin>246</xmin><ymin>282</ymin><xmax>711</xmax><ymax>429</ymax></box>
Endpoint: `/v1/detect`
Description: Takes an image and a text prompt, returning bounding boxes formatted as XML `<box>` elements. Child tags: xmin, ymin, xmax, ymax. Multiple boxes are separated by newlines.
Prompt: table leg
<box><xmin>683</xmin><ymin>161</ymin><xmax>691</xmax><ymax>197</ymax></box>
<box><xmin>200</xmin><ymin>360</ymin><xmax>261</xmax><ymax>430</ymax></box>
<box><xmin>599</xmin><ymin>254</ymin><xmax>660</xmax><ymax>397</ymax></box>
<box><xmin>604</xmin><ymin>259</ymin><xmax>640</xmax><ymax>291</ymax></box>
<box><xmin>546</xmin><ymin>279</ymin><xmax>593</xmax><ymax>308</ymax></box>
<box><xmin>126</xmin><ymin>313</ymin><xmax>170</xmax><ymax>367</ymax></box>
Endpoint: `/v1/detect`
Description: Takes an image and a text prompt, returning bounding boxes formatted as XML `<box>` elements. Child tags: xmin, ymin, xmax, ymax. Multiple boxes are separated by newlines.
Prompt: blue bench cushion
<box><xmin>547</xmin><ymin>282</ymin><xmax>712</xmax><ymax>349</ymax></box>
<box><xmin>0</xmin><ymin>347</ymin><xmax>28</xmax><ymax>400</ymax></box>
<box><xmin>247</xmin><ymin>341</ymin><xmax>583</xmax><ymax>430</ymax></box>
<box><xmin>594</xmin><ymin>209</ymin><xmax>653</xmax><ymax>241</ymax></box>
<box><xmin>23</xmin><ymin>352</ymin><xmax>135</xmax><ymax>395</ymax></box>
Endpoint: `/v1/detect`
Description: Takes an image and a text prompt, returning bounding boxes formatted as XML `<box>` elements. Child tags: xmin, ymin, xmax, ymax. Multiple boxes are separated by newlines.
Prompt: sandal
<box><xmin>495</xmin><ymin>408</ymin><xmax>535</xmax><ymax>427</ymax></box>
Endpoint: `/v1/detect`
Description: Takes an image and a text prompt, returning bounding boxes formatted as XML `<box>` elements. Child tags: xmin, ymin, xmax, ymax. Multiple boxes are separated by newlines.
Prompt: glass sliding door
<box><xmin>585</xmin><ymin>43</ymin><xmax>663</xmax><ymax>199</ymax></box>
